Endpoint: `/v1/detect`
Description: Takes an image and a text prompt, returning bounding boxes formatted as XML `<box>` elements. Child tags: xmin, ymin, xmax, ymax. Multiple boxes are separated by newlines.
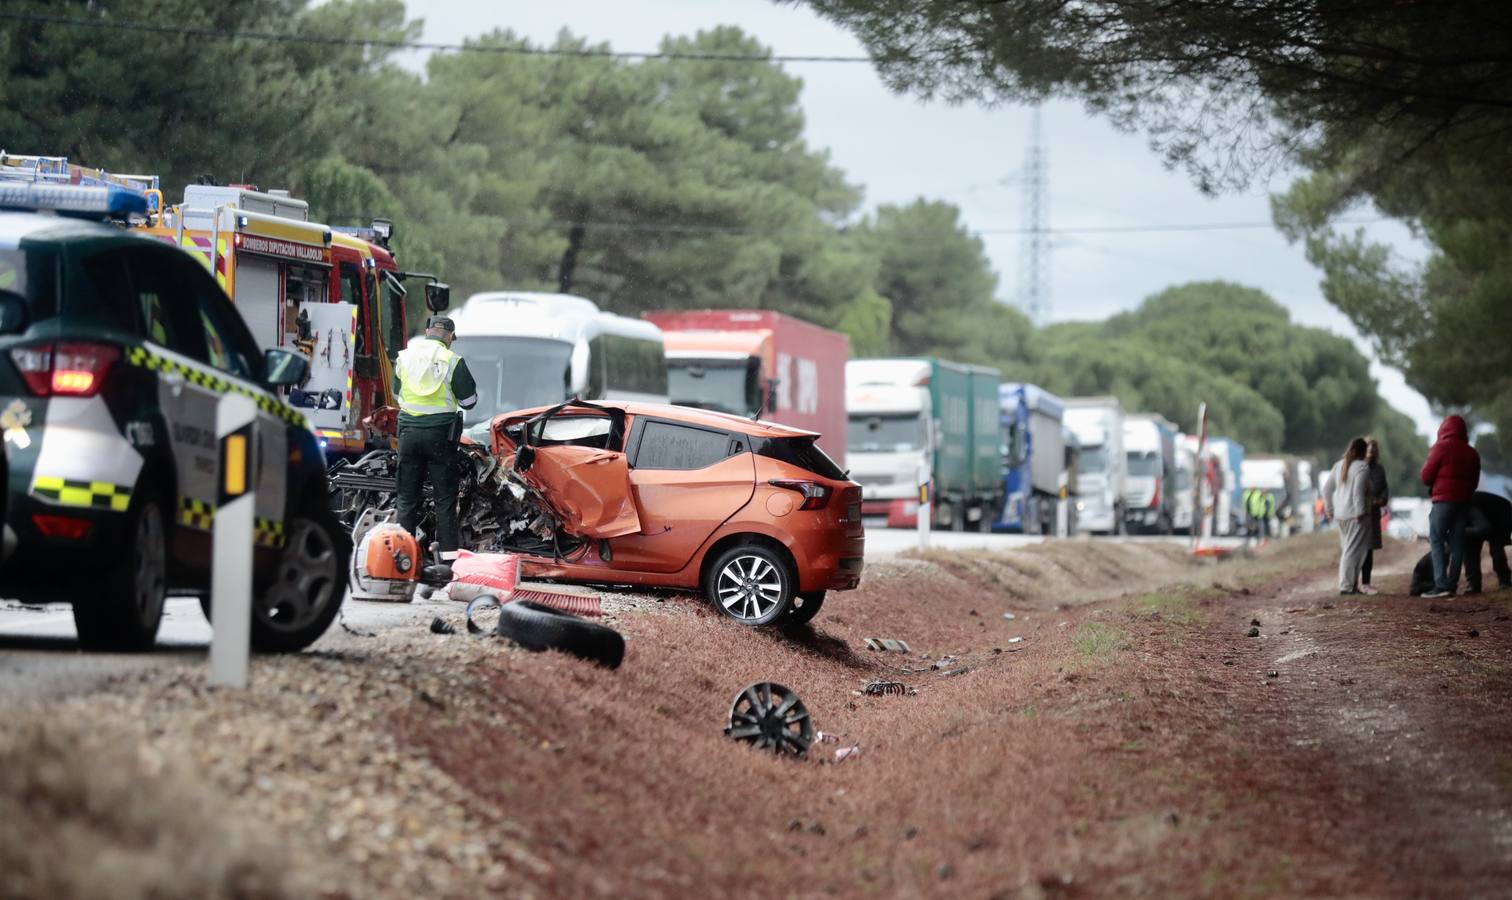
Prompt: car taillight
<box><xmin>32</xmin><ymin>514</ymin><xmax>92</xmax><ymax>540</ymax></box>
<box><xmin>769</xmin><ymin>479</ymin><xmax>832</xmax><ymax>510</ymax></box>
<box><xmin>9</xmin><ymin>342</ymin><xmax>119</xmax><ymax>397</ymax></box>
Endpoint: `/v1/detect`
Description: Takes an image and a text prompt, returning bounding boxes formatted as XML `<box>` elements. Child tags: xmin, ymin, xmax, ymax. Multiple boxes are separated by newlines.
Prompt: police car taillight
<box><xmin>8</xmin><ymin>341</ymin><xmax>120</xmax><ymax>397</ymax></box>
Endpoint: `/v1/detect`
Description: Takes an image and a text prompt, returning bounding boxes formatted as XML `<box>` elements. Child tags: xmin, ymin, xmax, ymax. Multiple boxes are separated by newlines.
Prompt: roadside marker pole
<box><xmin>210</xmin><ymin>393</ymin><xmax>258</xmax><ymax>689</ymax></box>
<box><xmin>916</xmin><ymin>461</ymin><xmax>932</xmax><ymax>551</ymax></box>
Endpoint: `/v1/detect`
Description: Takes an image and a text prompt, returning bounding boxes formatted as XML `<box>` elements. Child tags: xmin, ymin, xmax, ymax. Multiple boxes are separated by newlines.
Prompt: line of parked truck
<box><xmin>444</xmin><ymin>292</ymin><xmax>1320</xmax><ymax>539</ymax></box>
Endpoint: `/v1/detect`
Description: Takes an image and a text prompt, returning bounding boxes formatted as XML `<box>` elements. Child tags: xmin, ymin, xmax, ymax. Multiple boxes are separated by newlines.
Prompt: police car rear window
<box><xmin>0</xmin><ymin>248</ymin><xmax>58</xmax><ymax>321</ymax></box>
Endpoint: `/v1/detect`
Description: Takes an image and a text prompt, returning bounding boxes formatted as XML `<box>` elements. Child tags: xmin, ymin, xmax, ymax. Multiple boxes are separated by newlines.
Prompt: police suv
<box><xmin>0</xmin><ymin>181</ymin><xmax>348</xmax><ymax>651</ymax></box>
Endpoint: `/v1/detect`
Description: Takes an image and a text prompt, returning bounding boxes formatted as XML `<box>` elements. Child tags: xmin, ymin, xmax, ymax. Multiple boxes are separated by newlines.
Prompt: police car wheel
<box><xmin>250</xmin><ymin>507</ymin><xmax>347</xmax><ymax>653</ymax></box>
<box><xmin>72</xmin><ymin>495</ymin><xmax>168</xmax><ymax>651</ymax></box>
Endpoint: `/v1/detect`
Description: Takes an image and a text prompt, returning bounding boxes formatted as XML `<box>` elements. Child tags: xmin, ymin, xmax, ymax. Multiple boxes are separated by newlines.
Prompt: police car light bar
<box><xmin>0</xmin><ymin>182</ymin><xmax>148</xmax><ymax>219</ymax></box>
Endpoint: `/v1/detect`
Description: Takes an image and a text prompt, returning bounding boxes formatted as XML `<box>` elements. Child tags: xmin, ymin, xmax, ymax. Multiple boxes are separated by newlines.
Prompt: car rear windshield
<box><xmin>0</xmin><ymin>248</ymin><xmax>58</xmax><ymax>321</ymax></box>
<box><xmin>754</xmin><ymin>436</ymin><xmax>846</xmax><ymax>480</ymax></box>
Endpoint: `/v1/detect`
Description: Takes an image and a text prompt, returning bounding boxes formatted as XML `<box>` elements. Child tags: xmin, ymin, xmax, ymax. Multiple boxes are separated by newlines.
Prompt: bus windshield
<box><xmin>450</xmin><ymin>336</ymin><xmax>573</xmax><ymax>425</ymax></box>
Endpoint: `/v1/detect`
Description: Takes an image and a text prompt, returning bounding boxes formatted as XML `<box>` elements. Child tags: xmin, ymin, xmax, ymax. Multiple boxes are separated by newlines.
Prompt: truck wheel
<box><xmin>73</xmin><ymin>493</ymin><xmax>168</xmax><ymax>651</ymax></box>
<box><xmin>784</xmin><ymin>590</ymin><xmax>826</xmax><ymax>627</ymax></box>
<box><xmin>706</xmin><ymin>543</ymin><xmax>794</xmax><ymax>626</ymax></box>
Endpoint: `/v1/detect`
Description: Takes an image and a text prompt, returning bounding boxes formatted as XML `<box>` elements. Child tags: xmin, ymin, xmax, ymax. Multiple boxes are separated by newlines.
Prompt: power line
<box><xmin>0</xmin><ymin>10</ymin><xmax>884</xmax><ymax>64</ymax></box>
<box><xmin>467</xmin><ymin>217</ymin><xmax>1382</xmax><ymax>236</ymax></box>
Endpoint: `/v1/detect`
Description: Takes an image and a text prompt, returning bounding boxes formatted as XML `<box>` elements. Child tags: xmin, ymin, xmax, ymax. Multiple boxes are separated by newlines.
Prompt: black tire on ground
<box><xmin>784</xmin><ymin>590</ymin><xmax>826</xmax><ymax>627</ymax></box>
<box><xmin>496</xmin><ymin>600</ymin><xmax>625</xmax><ymax>668</ymax></box>
<box><xmin>203</xmin><ymin>499</ymin><xmax>350</xmax><ymax>653</ymax></box>
<box><xmin>73</xmin><ymin>492</ymin><xmax>168</xmax><ymax>651</ymax></box>
<box><xmin>705</xmin><ymin>542</ymin><xmax>795</xmax><ymax>626</ymax></box>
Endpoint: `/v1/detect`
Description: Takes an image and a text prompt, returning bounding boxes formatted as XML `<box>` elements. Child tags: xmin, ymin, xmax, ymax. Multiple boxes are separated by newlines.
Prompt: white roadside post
<box><xmin>916</xmin><ymin>459</ymin><xmax>932</xmax><ymax>551</ymax></box>
<box><xmin>1056</xmin><ymin>472</ymin><xmax>1070</xmax><ymax>539</ymax></box>
<box><xmin>1192</xmin><ymin>402</ymin><xmax>1208</xmax><ymax>553</ymax></box>
<box><xmin>210</xmin><ymin>393</ymin><xmax>258</xmax><ymax>689</ymax></box>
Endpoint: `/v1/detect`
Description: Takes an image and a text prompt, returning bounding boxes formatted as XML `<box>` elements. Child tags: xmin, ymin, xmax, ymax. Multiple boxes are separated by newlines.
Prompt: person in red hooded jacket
<box><xmin>1420</xmin><ymin>414</ymin><xmax>1481</xmax><ymax>597</ymax></box>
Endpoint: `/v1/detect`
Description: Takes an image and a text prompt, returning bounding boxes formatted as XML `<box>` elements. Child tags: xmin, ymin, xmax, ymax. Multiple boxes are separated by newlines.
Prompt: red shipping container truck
<box><xmin>642</xmin><ymin>310</ymin><xmax>850</xmax><ymax>467</ymax></box>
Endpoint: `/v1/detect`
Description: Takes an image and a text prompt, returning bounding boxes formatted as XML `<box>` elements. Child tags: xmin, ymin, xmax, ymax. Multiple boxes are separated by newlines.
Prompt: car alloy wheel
<box><xmin>257</xmin><ymin>518</ymin><xmax>340</xmax><ymax>636</ymax></box>
<box><xmin>716</xmin><ymin>553</ymin><xmax>786</xmax><ymax>623</ymax></box>
<box><xmin>724</xmin><ymin>681</ymin><xmax>813</xmax><ymax>757</ymax></box>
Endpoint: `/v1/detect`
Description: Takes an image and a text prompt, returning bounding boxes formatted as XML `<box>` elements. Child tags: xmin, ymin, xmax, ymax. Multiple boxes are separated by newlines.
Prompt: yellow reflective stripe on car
<box><xmin>179</xmin><ymin>496</ymin><xmax>215</xmax><ymax>530</ymax></box>
<box><xmin>32</xmin><ymin>476</ymin><xmax>131</xmax><ymax>511</ymax></box>
<box><xmin>254</xmin><ymin>517</ymin><xmax>286</xmax><ymax>548</ymax></box>
<box><xmin>123</xmin><ymin>346</ymin><xmax>310</xmax><ymax>429</ymax></box>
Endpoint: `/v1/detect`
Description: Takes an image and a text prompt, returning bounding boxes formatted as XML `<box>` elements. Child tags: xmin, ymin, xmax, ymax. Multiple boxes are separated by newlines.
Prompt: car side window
<box><xmin>126</xmin><ymin>250</ymin><xmax>200</xmax><ymax>358</ymax></box>
<box><xmin>633</xmin><ymin>421</ymin><xmax>740</xmax><ymax>470</ymax></box>
<box><xmin>78</xmin><ymin>249</ymin><xmax>142</xmax><ymax>335</ymax></box>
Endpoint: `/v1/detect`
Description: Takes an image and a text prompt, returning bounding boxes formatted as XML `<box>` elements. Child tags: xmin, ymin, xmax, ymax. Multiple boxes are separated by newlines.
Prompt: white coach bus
<box><xmin>448</xmin><ymin>292</ymin><xmax>669</xmax><ymax>425</ymax></box>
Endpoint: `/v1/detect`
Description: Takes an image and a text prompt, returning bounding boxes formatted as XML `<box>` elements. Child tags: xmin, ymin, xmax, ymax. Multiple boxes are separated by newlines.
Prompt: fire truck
<box><xmin>139</xmin><ymin>185</ymin><xmax>449</xmax><ymax>457</ymax></box>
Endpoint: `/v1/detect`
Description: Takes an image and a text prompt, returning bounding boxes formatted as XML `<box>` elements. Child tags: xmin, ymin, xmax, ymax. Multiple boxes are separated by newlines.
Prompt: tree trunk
<box><xmin>557</xmin><ymin>223</ymin><xmax>586</xmax><ymax>294</ymax></box>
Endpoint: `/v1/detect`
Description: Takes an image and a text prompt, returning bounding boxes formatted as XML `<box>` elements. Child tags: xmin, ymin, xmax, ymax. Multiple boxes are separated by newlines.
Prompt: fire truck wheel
<box><xmin>73</xmin><ymin>492</ymin><xmax>168</xmax><ymax>652</ymax></box>
<box><xmin>496</xmin><ymin>601</ymin><xmax>625</xmax><ymax>669</ymax></box>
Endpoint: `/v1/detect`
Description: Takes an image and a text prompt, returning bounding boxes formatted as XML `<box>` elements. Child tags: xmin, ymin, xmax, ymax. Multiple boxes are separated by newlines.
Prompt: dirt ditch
<box><xmin>3</xmin><ymin>535</ymin><xmax>1510</xmax><ymax>898</ymax></box>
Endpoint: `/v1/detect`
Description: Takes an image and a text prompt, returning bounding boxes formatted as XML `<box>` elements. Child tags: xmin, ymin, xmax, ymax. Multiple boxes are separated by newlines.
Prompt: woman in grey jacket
<box><xmin>1322</xmin><ymin>437</ymin><xmax>1371</xmax><ymax>595</ymax></box>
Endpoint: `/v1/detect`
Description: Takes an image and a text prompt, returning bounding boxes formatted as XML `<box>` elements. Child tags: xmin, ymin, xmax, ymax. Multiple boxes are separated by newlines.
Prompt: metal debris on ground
<box><xmin>428</xmin><ymin>617</ymin><xmax>456</xmax><ymax>635</ymax></box>
<box><xmin>465</xmin><ymin>595</ymin><xmax>502</xmax><ymax>638</ymax></box>
<box><xmin>1007</xmin><ymin>636</ymin><xmax>1024</xmax><ymax>644</ymax></box>
<box><xmin>863</xmin><ymin>637</ymin><xmax>912</xmax><ymax>653</ymax></box>
<box><xmin>859</xmin><ymin>680</ymin><xmax>907</xmax><ymax>696</ymax></box>
<box><xmin>1002</xmin><ymin>612</ymin><xmax>1016</xmax><ymax>620</ymax></box>
<box><xmin>834</xmin><ymin>744</ymin><xmax>862</xmax><ymax>763</ymax></box>
<box><xmin>725</xmin><ymin>682</ymin><xmax>813</xmax><ymax>757</ymax></box>
<box><xmin>929</xmin><ymin>656</ymin><xmax>958</xmax><ymax>670</ymax></box>
<box><xmin>1246</xmin><ymin>626</ymin><xmax>1261</xmax><ymax>637</ymax></box>
<box><xmin>939</xmin><ymin>667</ymin><xmax>970</xmax><ymax>678</ymax></box>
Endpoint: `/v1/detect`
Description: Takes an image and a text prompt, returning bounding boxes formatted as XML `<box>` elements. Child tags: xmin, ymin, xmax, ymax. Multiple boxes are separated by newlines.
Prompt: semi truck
<box><xmin>846</xmin><ymin>358</ymin><xmax>1002</xmax><ymax>530</ymax></box>
<box><xmin>1064</xmin><ymin>397</ymin><xmax>1126</xmax><ymax>535</ymax></box>
<box><xmin>643</xmin><ymin>310</ymin><xmax>849</xmax><ymax>466</ymax></box>
<box><xmin>994</xmin><ymin>383</ymin><xmax>1067</xmax><ymax>534</ymax></box>
<box><xmin>1123</xmin><ymin>413</ymin><xmax>1178</xmax><ymax>534</ymax></box>
<box><xmin>1206</xmin><ymin>437</ymin><xmax>1245</xmax><ymax>535</ymax></box>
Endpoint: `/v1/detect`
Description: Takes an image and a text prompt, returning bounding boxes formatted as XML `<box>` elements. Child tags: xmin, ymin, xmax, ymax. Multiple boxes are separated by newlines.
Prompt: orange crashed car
<box><xmin>472</xmin><ymin>400</ymin><xmax>864</xmax><ymax>626</ymax></box>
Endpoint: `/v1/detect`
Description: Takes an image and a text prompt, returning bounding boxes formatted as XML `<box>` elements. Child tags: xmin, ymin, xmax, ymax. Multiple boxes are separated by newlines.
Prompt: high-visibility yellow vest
<box><xmin>396</xmin><ymin>337</ymin><xmax>460</xmax><ymax>416</ymax></box>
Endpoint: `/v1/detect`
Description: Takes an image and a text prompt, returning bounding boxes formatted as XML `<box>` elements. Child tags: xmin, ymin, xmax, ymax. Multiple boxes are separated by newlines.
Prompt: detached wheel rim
<box><xmin>259</xmin><ymin>518</ymin><xmax>339</xmax><ymax>633</ymax></box>
<box><xmin>134</xmin><ymin>502</ymin><xmax>167</xmax><ymax>623</ymax></box>
<box><xmin>716</xmin><ymin>554</ymin><xmax>784</xmax><ymax>622</ymax></box>
<box><xmin>725</xmin><ymin>681</ymin><xmax>812</xmax><ymax>757</ymax></box>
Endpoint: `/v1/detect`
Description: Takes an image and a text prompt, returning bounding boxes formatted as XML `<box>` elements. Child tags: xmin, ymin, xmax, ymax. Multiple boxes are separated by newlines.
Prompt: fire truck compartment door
<box><xmin>300</xmin><ymin>302</ymin><xmax>357</xmax><ymax>433</ymax></box>
<box><xmin>233</xmin><ymin>257</ymin><xmax>281</xmax><ymax>352</ymax></box>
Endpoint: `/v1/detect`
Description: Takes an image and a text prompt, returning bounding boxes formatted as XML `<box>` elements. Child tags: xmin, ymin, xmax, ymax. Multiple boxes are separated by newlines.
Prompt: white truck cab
<box><xmin>845</xmin><ymin>359</ymin><xmax>933</xmax><ymax>527</ymax></box>
<box><xmin>1064</xmin><ymin>397</ymin><xmax>1126</xmax><ymax>535</ymax></box>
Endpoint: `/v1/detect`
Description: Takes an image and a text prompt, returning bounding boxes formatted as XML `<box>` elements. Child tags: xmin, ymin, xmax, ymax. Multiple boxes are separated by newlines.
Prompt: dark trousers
<box><xmin>1465</xmin><ymin>537</ymin><xmax>1512</xmax><ymax>593</ymax></box>
<box><xmin>1428</xmin><ymin>501</ymin><xmax>1468</xmax><ymax>593</ymax></box>
<box><xmin>1361</xmin><ymin>548</ymin><xmax>1374</xmax><ymax>584</ymax></box>
<box><xmin>397</xmin><ymin>426</ymin><xmax>460</xmax><ymax>552</ymax></box>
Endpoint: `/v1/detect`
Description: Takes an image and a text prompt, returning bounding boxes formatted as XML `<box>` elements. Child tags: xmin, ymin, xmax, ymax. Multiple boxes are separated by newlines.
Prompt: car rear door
<box><xmin>606</xmin><ymin>418</ymin><xmax>755</xmax><ymax>574</ymax></box>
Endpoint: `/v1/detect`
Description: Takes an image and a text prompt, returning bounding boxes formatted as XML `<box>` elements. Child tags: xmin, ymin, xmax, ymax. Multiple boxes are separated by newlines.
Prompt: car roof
<box><xmin>511</xmin><ymin>400</ymin><xmax>820</xmax><ymax>439</ymax></box>
<box><xmin>0</xmin><ymin>211</ymin><xmax>131</xmax><ymax>250</ymax></box>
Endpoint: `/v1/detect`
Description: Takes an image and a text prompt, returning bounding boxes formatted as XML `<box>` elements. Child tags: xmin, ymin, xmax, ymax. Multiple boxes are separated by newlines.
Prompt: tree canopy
<box><xmin>0</xmin><ymin>1</ymin><xmax>1429</xmax><ymax>485</ymax></box>
<box><xmin>802</xmin><ymin>0</ymin><xmax>1512</xmax><ymax>442</ymax></box>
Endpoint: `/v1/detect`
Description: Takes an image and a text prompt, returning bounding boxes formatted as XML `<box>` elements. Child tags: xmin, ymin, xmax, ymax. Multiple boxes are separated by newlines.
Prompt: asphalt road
<box><xmin>0</xmin><ymin>530</ymin><xmax>1245</xmax><ymax>698</ymax></box>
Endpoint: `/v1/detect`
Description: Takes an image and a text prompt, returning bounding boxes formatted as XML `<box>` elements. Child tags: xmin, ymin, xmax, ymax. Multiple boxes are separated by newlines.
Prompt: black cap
<box><xmin>427</xmin><ymin>315</ymin><xmax>456</xmax><ymax>333</ymax></box>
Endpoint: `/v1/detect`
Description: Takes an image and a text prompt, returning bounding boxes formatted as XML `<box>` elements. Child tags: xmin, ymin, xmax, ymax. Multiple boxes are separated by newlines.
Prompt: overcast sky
<box><xmin>401</xmin><ymin>0</ymin><xmax>1437</xmax><ymax>438</ymax></box>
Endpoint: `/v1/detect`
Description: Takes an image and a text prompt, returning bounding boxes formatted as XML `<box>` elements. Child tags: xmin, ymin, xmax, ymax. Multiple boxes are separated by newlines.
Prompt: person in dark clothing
<box><xmin>1420</xmin><ymin>414</ymin><xmax>1481</xmax><ymax>597</ymax></box>
<box><xmin>393</xmin><ymin>316</ymin><xmax>478</xmax><ymax>554</ymax></box>
<box><xmin>1464</xmin><ymin>490</ymin><xmax>1512</xmax><ymax>594</ymax></box>
<box><xmin>1359</xmin><ymin>438</ymin><xmax>1390</xmax><ymax>594</ymax></box>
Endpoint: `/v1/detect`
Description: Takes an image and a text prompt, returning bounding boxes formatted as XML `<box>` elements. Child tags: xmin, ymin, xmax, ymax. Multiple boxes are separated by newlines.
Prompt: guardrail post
<box><xmin>916</xmin><ymin>461</ymin><xmax>932</xmax><ymax>551</ymax></box>
<box><xmin>210</xmin><ymin>393</ymin><xmax>257</xmax><ymax>688</ymax></box>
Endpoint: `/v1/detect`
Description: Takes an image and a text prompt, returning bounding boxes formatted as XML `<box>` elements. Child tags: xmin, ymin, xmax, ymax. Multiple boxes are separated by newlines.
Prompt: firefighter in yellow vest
<box><xmin>393</xmin><ymin>316</ymin><xmax>477</xmax><ymax>554</ymax></box>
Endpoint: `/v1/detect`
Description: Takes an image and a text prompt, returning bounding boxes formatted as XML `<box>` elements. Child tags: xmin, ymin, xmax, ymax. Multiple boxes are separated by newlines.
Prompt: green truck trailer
<box><xmin>845</xmin><ymin>357</ymin><xmax>1004</xmax><ymax>530</ymax></box>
